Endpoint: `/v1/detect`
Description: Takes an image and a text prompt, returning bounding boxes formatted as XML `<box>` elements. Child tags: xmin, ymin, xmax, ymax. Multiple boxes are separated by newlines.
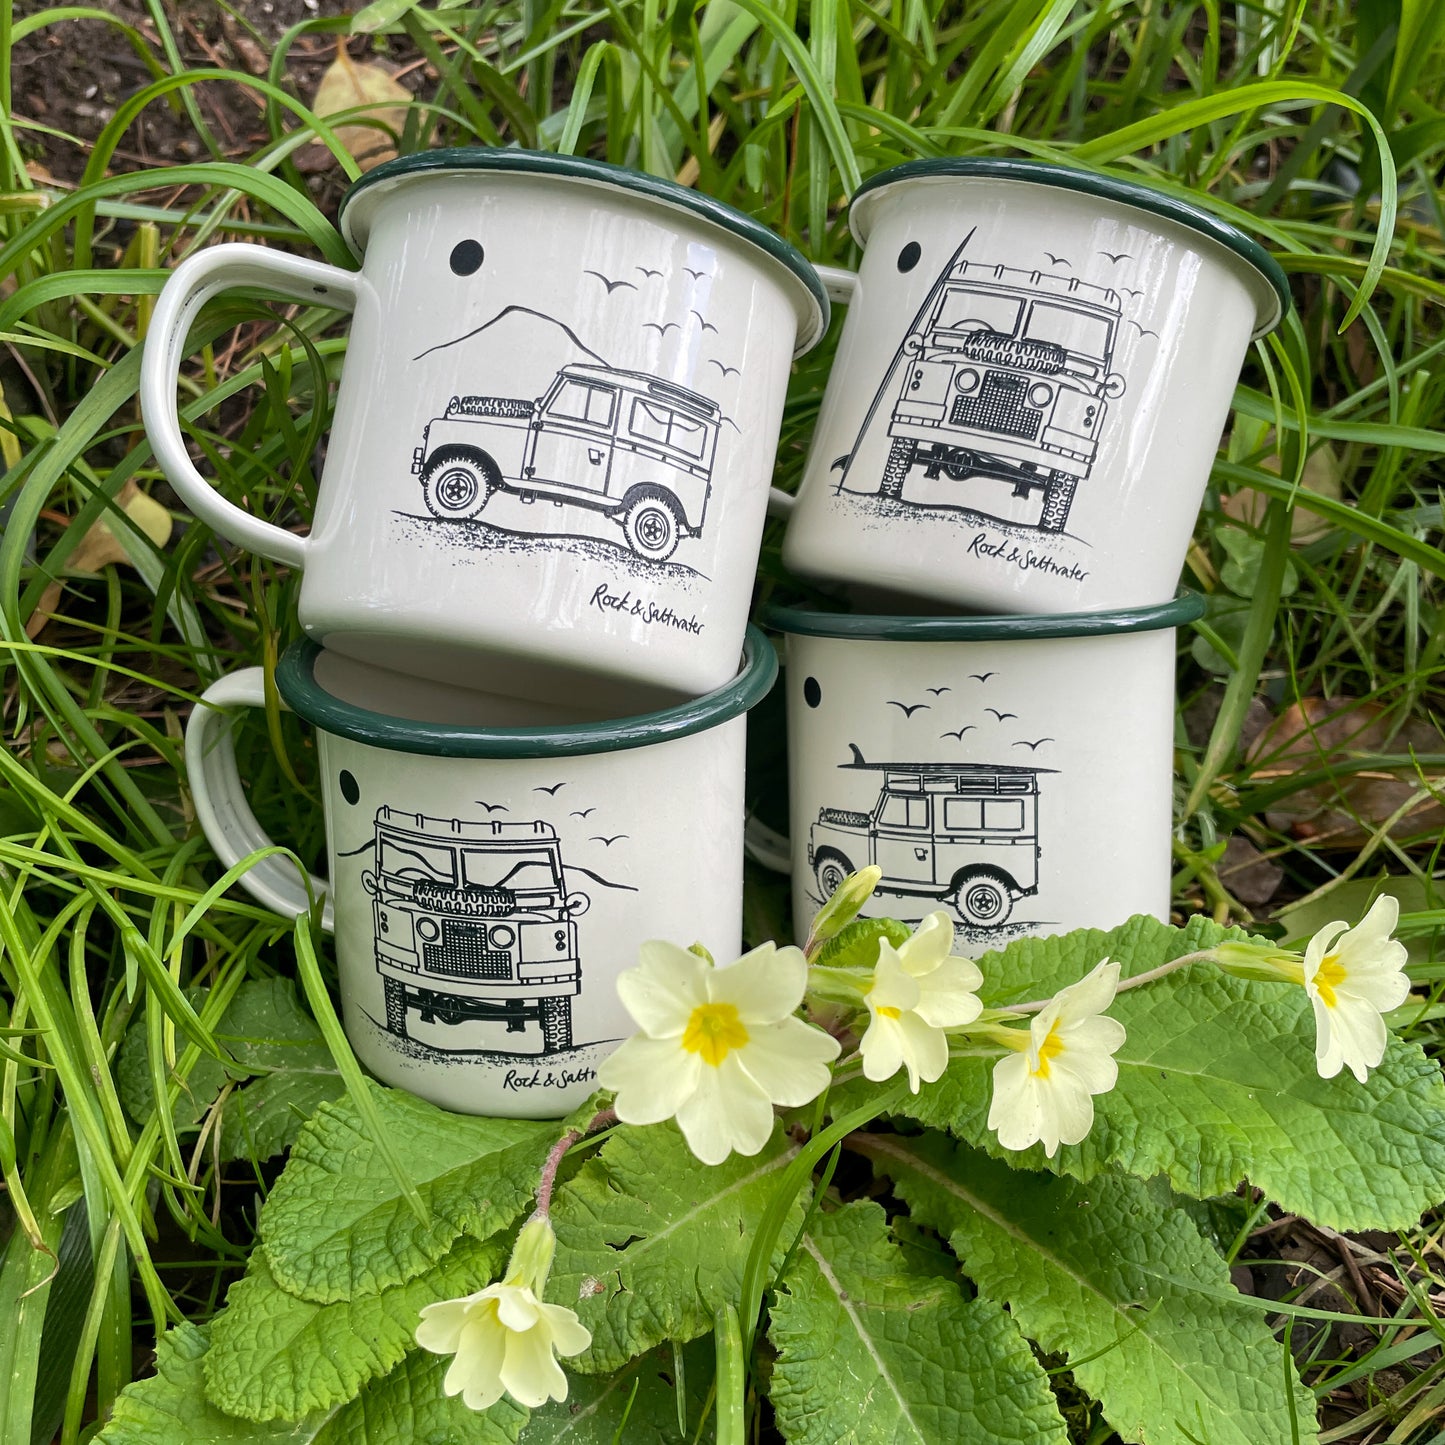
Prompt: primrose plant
<box><xmin>99</xmin><ymin>879</ymin><xmax>1440</xmax><ymax>1445</ymax></box>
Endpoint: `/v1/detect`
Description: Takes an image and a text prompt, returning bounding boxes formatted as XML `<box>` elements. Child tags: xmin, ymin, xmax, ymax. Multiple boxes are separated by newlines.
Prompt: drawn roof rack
<box><xmin>375</xmin><ymin>808</ymin><xmax>559</xmax><ymax>844</ymax></box>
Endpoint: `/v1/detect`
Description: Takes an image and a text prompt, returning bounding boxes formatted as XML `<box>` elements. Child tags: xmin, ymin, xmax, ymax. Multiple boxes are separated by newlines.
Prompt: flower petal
<box><xmin>615</xmin><ymin>941</ymin><xmax>709</xmax><ymax>1037</ymax></box>
<box><xmin>860</xmin><ymin>1012</ymin><xmax>906</xmax><ymax>1085</ymax></box>
<box><xmin>1044</xmin><ymin>1075</ymin><xmax>1097</xmax><ymax>1151</ymax></box>
<box><xmin>674</xmin><ymin>1054</ymin><xmax>775</xmax><ymax>1164</ymax></box>
<box><xmin>1311</xmin><ymin>992</ymin><xmax>1345</xmax><ymax>1079</ymax></box>
<box><xmin>736</xmin><ymin>1017</ymin><xmax>838</xmax><ymax>1106</ymax></box>
<box><xmin>988</xmin><ymin>1053</ymin><xmax>1044</xmax><ymax>1152</ymax></box>
<box><xmin>1317</xmin><ymin>992</ymin><xmax>1388</xmax><ymax>1083</ymax></box>
<box><xmin>705</xmin><ymin>942</ymin><xmax>808</xmax><ymax>1023</ymax></box>
<box><xmin>597</xmin><ymin>1034</ymin><xmax>698</xmax><ymax>1125</ymax></box>
<box><xmin>1302</xmin><ymin>922</ymin><xmax>1349</xmax><ymax>983</ymax></box>
<box><xmin>500</xmin><ymin>1316</ymin><xmax>570</xmax><ymax>1408</ymax></box>
<box><xmin>536</xmin><ymin>1302</ymin><xmax>592</xmax><ymax>1359</ymax></box>
<box><xmin>1055</xmin><ymin>960</ymin><xmax>1120</xmax><ymax>1023</ymax></box>
<box><xmin>912</xmin><ymin>958</ymin><xmax>984</xmax><ymax>1028</ymax></box>
<box><xmin>896</xmin><ymin>911</ymin><xmax>955</xmax><ymax>976</ymax></box>
<box><xmin>492</xmin><ymin>1283</ymin><xmax>542</xmax><ymax>1334</ymax></box>
<box><xmin>869</xmin><ymin>947</ymin><xmax>923</xmax><ymax>1012</ymax></box>
<box><xmin>446</xmin><ymin>1313</ymin><xmax>506</xmax><ymax>1410</ymax></box>
<box><xmin>895</xmin><ymin>1008</ymin><xmax>950</xmax><ymax>1087</ymax></box>
<box><xmin>415</xmin><ymin>1297</ymin><xmax>475</xmax><ymax>1355</ymax></box>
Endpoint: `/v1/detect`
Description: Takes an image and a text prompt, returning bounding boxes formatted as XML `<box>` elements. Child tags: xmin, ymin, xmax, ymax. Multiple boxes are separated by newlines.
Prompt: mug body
<box><xmin>784</xmin><ymin>160</ymin><xmax>1288</xmax><ymax>615</ymax></box>
<box><xmin>307</xmin><ymin>151</ymin><xmax>826</xmax><ymax>709</ymax></box>
<box><xmin>765</xmin><ymin>596</ymin><xmax>1202</xmax><ymax>955</ymax></box>
<box><xmin>276</xmin><ymin>630</ymin><xmax>775</xmax><ymax>1117</ymax></box>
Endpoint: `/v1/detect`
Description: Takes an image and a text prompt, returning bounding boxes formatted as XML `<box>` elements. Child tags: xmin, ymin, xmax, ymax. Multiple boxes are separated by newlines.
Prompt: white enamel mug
<box><xmin>784</xmin><ymin>159</ymin><xmax>1289</xmax><ymax>614</ymax></box>
<box><xmin>183</xmin><ymin>630</ymin><xmax>776</xmax><ymax>1118</ymax></box>
<box><xmin>144</xmin><ymin>150</ymin><xmax>826</xmax><ymax>711</ymax></box>
<box><xmin>762</xmin><ymin>594</ymin><xmax>1203</xmax><ymax>955</ymax></box>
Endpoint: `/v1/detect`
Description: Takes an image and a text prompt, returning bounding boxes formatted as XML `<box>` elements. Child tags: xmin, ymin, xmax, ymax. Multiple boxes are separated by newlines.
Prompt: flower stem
<box><xmin>532</xmin><ymin>1108</ymin><xmax>616</xmax><ymax>1220</ymax></box>
<box><xmin>1006</xmin><ymin>949</ymin><xmax>1218</xmax><ymax>1014</ymax></box>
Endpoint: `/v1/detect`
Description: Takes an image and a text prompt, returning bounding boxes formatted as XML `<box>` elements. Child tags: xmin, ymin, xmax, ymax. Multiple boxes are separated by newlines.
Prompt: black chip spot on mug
<box><xmin>897</xmin><ymin>242</ymin><xmax>921</xmax><ymax>273</ymax></box>
<box><xmin>450</xmin><ymin>240</ymin><xmax>485</xmax><ymax>276</ymax></box>
<box><xmin>339</xmin><ymin>770</ymin><xmax>360</xmax><ymax>805</ymax></box>
<box><xmin>803</xmin><ymin>676</ymin><xmax>822</xmax><ymax>709</ymax></box>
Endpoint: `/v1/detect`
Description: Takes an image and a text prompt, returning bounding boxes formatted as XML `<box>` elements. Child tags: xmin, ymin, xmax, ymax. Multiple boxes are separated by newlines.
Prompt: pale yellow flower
<box><xmin>987</xmin><ymin>960</ymin><xmax>1124</xmax><ymax>1158</ymax></box>
<box><xmin>1302</xmin><ymin>894</ymin><xmax>1410</xmax><ymax>1082</ymax></box>
<box><xmin>598</xmin><ymin>939</ymin><xmax>840</xmax><ymax>1165</ymax></box>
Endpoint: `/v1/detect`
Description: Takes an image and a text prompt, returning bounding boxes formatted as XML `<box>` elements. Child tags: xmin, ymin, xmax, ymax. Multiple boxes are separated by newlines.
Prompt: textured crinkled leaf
<box><xmin>518</xmin><ymin>1340</ymin><xmax>713</xmax><ymax>1442</ymax></box>
<box><xmin>769</xmin><ymin>1200</ymin><xmax>1067</xmax><ymax>1445</ymax></box>
<box><xmin>834</xmin><ymin>914</ymin><xmax>1445</xmax><ymax>1229</ymax></box>
<box><xmin>98</xmin><ymin>1323</ymin><xmax>526</xmax><ymax>1444</ymax></box>
<box><xmin>206</xmin><ymin>1233</ymin><xmax>506</xmax><ymax>1420</ymax></box>
<box><xmin>549</xmin><ymin>1122</ymin><xmax>803</xmax><ymax>1372</ymax></box>
<box><xmin>866</xmin><ymin>1134</ymin><xmax>1318</xmax><ymax>1445</ymax></box>
<box><xmin>811</xmin><ymin>916</ymin><xmax>910</xmax><ymax>971</ymax></box>
<box><xmin>261</xmin><ymin>1085</ymin><xmax>552</xmax><ymax>1302</ymax></box>
<box><xmin>118</xmin><ymin>979</ymin><xmax>343</xmax><ymax>1161</ymax></box>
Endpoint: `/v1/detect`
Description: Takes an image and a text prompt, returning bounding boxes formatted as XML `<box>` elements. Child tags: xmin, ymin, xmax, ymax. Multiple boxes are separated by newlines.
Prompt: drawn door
<box><xmin>528</xmin><ymin>377</ymin><xmax>617</xmax><ymax>496</ymax></box>
<box><xmin>873</xmin><ymin>792</ymin><xmax>934</xmax><ymax>887</ymax></box>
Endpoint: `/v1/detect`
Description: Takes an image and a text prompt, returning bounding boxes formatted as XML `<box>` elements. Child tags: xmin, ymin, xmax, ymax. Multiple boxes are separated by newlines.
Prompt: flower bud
<box><xmin>806</xmin><ymin>866</ymin><xmax>884</xmax><ymax>952</ymax></box>
<box><xmin>1210</xmin><ymin>940</ymin><xmax>1305</xmax><ymax>986</ymax></box>
<box><xmin>508</xmin><ymin>1216</ymin><xmax>557</xmax><ymax>1295</ymax></box>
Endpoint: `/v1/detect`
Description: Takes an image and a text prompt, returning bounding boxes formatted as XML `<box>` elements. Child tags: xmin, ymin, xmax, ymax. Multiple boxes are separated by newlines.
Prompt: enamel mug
<box><xmin>761</xmin><ymin>594</ymin><xmax>1204</xmax><ymax>954</ymax></box>
<box><xmin>144</xmin><ymin>150</ymin><xmax>826</xmax><ymax>711</ymax></box>
<box><xmin>784</xmin><ymin>159</ymin><xmax>1289</xmax><ymax>614</ymax></box>
<box><xmin>183</xmin><ymin>630</ymin><xmax>776</xmax><ymax>1118</ymax></box>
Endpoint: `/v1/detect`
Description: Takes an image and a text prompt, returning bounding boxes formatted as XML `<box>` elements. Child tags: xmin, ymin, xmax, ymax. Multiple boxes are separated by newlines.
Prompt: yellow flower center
<box><xmin>1314</xmin><ymin>952</ymin><xmax>1347</xmax><ymax>1009</ymax></box>
<box><xmin>875</xmin><ymin>1005</ymin><xmax>902</xmax><ymax>1020</ymax></box>
<box><xmin>682</xmin><ymin>1002</ymin><xmax>749</xmax><ymax>1067</ymax></box>
<box><xmin>1031</xmin><ymin>1024</ymin><xmax>1065</xmax><ymax>1078</ymax></box>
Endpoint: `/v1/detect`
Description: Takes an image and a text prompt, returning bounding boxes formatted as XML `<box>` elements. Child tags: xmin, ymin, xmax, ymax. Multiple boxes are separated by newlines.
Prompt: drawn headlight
<box><xmin>416</xmin><ymin>917</ymin><xmax>441</xmax><ymax>942</ymax></box>
<box><xmin>489</xmin><ymin>924</ymin><xmax>517</xmax><ymax>950</ymax></box>
<box><xmin>955</xmin><ymin>368</ymin><xmax>981</xmax><ymax>393</ymax></box>
<box><xmin>1028</xmin><ymin>383</ymin><xmax>1053</xmax><ymax>408</ymax></box>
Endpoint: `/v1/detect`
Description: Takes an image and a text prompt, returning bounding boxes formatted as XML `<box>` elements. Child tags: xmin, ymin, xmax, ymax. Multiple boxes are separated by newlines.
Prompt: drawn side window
<box><xmin>668</xmin><ymin>410</ymin><xmax>708</xmax><ymax>459</ymax></box>
<box><xmin>942</xmin><ymin>797</ymin><xmax>983</xmax><ymax>831</ymax></box>
<box><xmin>982</xmin><ymin>799</ymin><xmax>1026</xmax><ymax>831</ymax></box>
<box><xmin>879</xmin><ymin>794</ymin><xmax>928</xmax><ymax>829</ymax></box>
<box><xmin>629</xmin><ymin>396</ymin><xmax>674</xmax><ymax>446</ymax></box>
<box><xmin>550</xmin><ymin>380</ymin><xmax>616</xmax><ymax>427</ymax></box>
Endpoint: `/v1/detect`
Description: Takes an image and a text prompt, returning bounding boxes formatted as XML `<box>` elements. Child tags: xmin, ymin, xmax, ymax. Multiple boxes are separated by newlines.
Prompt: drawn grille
<box><xmin>950</xmin><ymin>372</ymin><xmax>1041</xmax><ymax>440</ymax></box>
<box><xmin>423</xmin><ymin>920</ymin><xmax>513</xmax><ymax>980</ymax></box>
<box><xmin>819</xmin><ymin>808</ymin><xmax>871</xmax><ymax>828</ymax></box>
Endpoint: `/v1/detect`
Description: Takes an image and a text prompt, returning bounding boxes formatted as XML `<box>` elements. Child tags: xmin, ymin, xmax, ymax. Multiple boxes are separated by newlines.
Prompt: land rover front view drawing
<box><xmin>809</xmin><ymin>751</ymin><xmax>1053</xmax><ymax>928</ymax></box>
<box><xmin>363</xmin><ymin>809</ymin><xmax>589</xmax><ymax>1054</ymax></box>
<box><xmin>845</xmin><ymin>243</ymin><xmax>1127</xmax><ymax>534</ymax></box>
<box><xmin>412</xmin><ymin>363</ymin><xmax>721</xmax><ymax>562</ymax></box>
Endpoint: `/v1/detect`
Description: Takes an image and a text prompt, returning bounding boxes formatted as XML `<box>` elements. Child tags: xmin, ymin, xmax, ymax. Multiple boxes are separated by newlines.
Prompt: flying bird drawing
<box><xmin>683</xmin><ymin>267</ymin><xmax>707</xmax><ymax>281</ymax></box>
<box><xmin>1124</xmin><ymin>319</ymin><xmax>1159</xmax><ymax>339</ymax></box>
<box><xmin>533</xmin><ymin>782</ymin><xmax>567</xmax><ymax>796</ymax></box>
<box><xmin>583</xmin><ymin>269</ymin><xmax>637</xmax><ymax>295</ymax></box>
<box><xmin>1043</xmin><ymin>251</ymin><xmax>1071</xmax><ymax>267</ymax></box>
<box><xmin>635</xmin><ymin>266</ymin><xmax>663</xmax><ymax>279</ymax></box>
<box><xmin>1120</xmin><ymin>287</ymin><xmax>1145</xmax><ymax>300</ymax></box>
<box><xmin>708</xmin><ymin>359</ymin><xmax>740</xmax><ymax>377</ymax></box>
<box><xmin>689</xmin><ymin>309</ymin><xmax>718</xmax><ymax>333</ymax></box>
<box><xmin>474</xmin><ymin>801</ymin><xmax>509</xmax><ymax>814</ymax></box>
<box><xmin>1013</xmin><ymin>737</ymin><xmax>1055</xmax><ymax>751</ymax></box>
<box><xmin>1098</xmin><ymin>250</ymin><xmax>1133</xmax><ymax>264</ymax></box>
<box><xmin>925</xmin><ymin>686</ymin><xmax>952</xmax><ymax>696</ymax></box>
<box><xmin>985</xmin><ymin>708</ymin><xmax>1018</xmax><ymax>722</ymax></box>
<box><xmin>886</xmin><ymin>700</ymin><xmax>930</xmax><ymax>718</ymax></box>
<box><xmin>940</xmin><ymin>726</ymin><xmax>977</xmax><ymax>740</ymax></box>
<box><xmin>590</xmin><ymin>834</ymin><xmax>629</xmax><ymax>847</ymax></box>
<box><xmin>569</xmin><ymin>808</ymin><xmax>597</xmax><ymax>819</ymax></box>
<box><xmin>643</xmin><ymin>321</ymin><xmax>679</xmax><ymax>337</ymax></box>
<box><xmin>969</xmin><ymin>672</ymin><xmax>997</xmax><ymax>683</ymax></box>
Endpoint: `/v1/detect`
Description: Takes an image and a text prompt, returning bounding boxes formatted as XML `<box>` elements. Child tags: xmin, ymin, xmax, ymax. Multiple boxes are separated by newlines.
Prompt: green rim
<box><xmin>338</xmin><ymin>147</ymin><xmax>829</xmax><ymax>353</ymax></box>
<box><xmin>760</xmin><ymin>590</ymin><xmax>1205</xmax><ymax>642</ymax></box>
<box><xmin>850</xmin><ymin>157</ymin><xmax>1291</xmax><ymax>339</ymax></box>
<box><xmin>275</xmin><ymin>628</ymin><xmax>777</xmax><ymax>759</ymax></box>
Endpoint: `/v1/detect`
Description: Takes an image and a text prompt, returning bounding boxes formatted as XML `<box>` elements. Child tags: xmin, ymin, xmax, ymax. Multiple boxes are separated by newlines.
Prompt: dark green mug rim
<box><xmin>760</xmin><ymin>590</ymin><xmax>1205</xmax><ymax>642</ymax></box>
<box><xmin>850</xmin><ymin>157</ymin><xmax>1291</xmax><ymax>338</ymax></box>
<box><xmin>338</xmin><ymin>147</ymin><xmax>829</xmax><ymax>352</ymax></box>
<box><xmin>274</xmin><ymin>628</ymin><xmax>777</xmax><ymax>759</ymax></box>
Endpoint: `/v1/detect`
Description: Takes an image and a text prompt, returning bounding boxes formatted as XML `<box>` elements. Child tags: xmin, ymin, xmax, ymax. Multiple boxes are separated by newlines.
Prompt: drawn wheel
<box><xmin>814</xmin><ymin>855</ymin><xmax>851</xmax><ymax>901</ymax></box>
<box><xmin>383</xmin><ymin>978</ymin><xmax>408</xmax><ymax>1036</ymax></box>
<box><xmin>952</xmin><ymin>872</ymin><xmax>1013</xmax><ymax>929</ymax></box>
<box><xmin>1039</xmin><ymin>470</ymin><xmax>1077</xmax><ymax>533</ymax></box>
<box><xmin>879</xmin><ymin>437</ymin><xmax>915</xmax><ymax>500</ymax></box>
<box><xmin>539</xmin><ymin>997</ymin><xmax>572</xmax><ymax>1053</ymax></box>
<box><xmin>621</xmin><ymin>493</ymin><xmax>681</xmax><ymax>562</ymax></box>
<box><xmin>421</xmin><ymin>449</ymin><xmax>495</xmax><ymax>521</ymax></box>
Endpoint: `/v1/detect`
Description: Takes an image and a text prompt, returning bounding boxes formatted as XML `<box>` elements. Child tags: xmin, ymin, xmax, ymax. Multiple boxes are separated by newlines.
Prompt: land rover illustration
<box><xmin>363</xmin><ymin>810</ymin><xmax>590</xmax><ymax>1053</ymax></box>
<box><xmin>809</xmin><ymin>754</ymin><xmax>1053</xmax><ymax>928</ymax></box>
<box><xmin>856</xmin><ymin>247</ymin><xmax>1127</xmax><ymax>533</ymax></box>
<box><xmin>411</xmin><ymin>364</ymin><xmax>721</xmax><ymax>562</ymax></box>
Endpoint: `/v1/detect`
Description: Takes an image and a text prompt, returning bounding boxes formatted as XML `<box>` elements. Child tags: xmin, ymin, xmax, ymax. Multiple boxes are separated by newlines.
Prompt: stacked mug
<box><xmin>146</xmin><ymin>150</ymin><xmax>1288</xmax><ymax>1121</ymax></box>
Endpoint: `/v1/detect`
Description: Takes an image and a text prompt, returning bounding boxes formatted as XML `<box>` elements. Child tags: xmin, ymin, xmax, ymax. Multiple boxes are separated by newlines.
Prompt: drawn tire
<box><xmin>879</xmin><ymin>437</ymin><xmax>915</xmax><ymax>500</ymax></box>
<box><xmin>539</xmin><ymin>997</ymin><xmax>573</xmax><ymax>1053</ymax></box>
<box><xmin>814</xmin><ymin>853</ymin><xmax>852</xmax><ymax>901</ymax></box>
<box><xmin>1039</xmin><ymin>470</ymin><xmax>1077</xmax><ymax>533</ymax></box>
<box><xmin>621</xmin><ymin>492</ymin><xmax>682</xmax><ymax>562</ymax></box>
<box><xmin>952</xmin><ymin>872</ymin><xmax>1014</xmax><ymax>929</ymax></box>
<box><xmin>383</xmin><ymin>978</ymin><xmax>408</xmax><ymax>1036</ymax></box>
<box><xmin>420</xmin><ymin>449</ymin><xmax>495</xmax><ymax>521</ymax></box>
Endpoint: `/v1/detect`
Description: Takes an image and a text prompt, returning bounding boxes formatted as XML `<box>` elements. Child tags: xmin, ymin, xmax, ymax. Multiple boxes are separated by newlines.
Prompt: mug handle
<box><xmin>765</xmin><ymin>263</ymin><xmax>861</xmax><ymax>520</ymax></box>
<box><xmin>140</xmin><ymin>243</ymin><xmax>362</xmax><ymax>571</ymax></box>
<box><xmin>184</xmin><ymin>667</ymin><xmax>333</xmax><ymax>928</ymax></box>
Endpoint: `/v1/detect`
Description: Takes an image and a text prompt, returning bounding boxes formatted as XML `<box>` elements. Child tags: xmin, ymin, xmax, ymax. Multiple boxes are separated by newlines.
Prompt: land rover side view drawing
<box><xmin>363</xmin><ymin>810</ymin><xmax>590</xmax><ymax>1054</ymax></box>
<box><xmin>841</xmin><ymin>244</ymin><xmax>1127</xmax><ymax>534</ymax></box>
<box><xmin>411</xmin><ymin>363</ymin><xmax>722</xmax><ymax>563</ymax></box>
<box><xmin>809</xmin><ymin>750</ymin><xmax>1054</xmax><ymax>928</ymax></box>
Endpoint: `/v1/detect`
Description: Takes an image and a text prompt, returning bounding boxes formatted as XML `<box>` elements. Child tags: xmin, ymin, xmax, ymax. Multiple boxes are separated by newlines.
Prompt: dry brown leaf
<box><xmin>67</xmin><ymin>479</ymin><xmax>173</xmax><ymax>574</ymax></box>
<box><xmin>1221</xmin><ymin>441</ymin><xmax>1341</xmax><ymax>544</ymax></box>
<box><xmin>308</xmin><ymin>48</ymin><xmax>411</xmax><ymax>172</ymax></box>
<box><xmin>1218</xmin><ymin>834</ymin><xmax>1284</xmax><ymax>908</ymax></box>
<box><xmin>1246</xmin><ymin>696</ymin><xmax>1445</xmax><ymax>846</ymax></box>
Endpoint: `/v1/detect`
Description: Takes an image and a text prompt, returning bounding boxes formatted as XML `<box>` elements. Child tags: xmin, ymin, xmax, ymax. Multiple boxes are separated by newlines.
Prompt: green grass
<box><xmin>1</xmin><ymin>0</ymin><xmax>1444</xmax><ymax>1439</ymax></box>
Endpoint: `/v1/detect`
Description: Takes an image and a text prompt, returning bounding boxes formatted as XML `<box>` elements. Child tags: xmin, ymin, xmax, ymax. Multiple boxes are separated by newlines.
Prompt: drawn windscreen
<box><xmin>460</xmin><ymin>849</ymin><xmax>561</xmax><ymax>893</ymax></box>
<box><xmin>1023</xmin><ymin>303</ymin><xmax>1112</xmax><ymax>359</ymax></box>
<box><xmin>932</xmin><ymin>287</ymin><xmax>1023</xmax><ymax>340</ymax></box>
<box><xmin>381</xmin><ymin>838</ymin><xmax>457</xmax><ymax>884</ymax></box>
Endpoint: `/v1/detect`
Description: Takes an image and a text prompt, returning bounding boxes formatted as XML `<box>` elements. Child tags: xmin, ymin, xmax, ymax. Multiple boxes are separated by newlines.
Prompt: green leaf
<box><xmin>864</xmin><ymin>1135</ymin><xmax>1318</xmax><ymax>1445</ymax></box>
<box><xmin>261</xmin><ymin>1086</ymin><xmax>553</xmax><ymax>1303</ymax></box>
<box><xmin>205</xmin><ymin>1233</ymin><xmax>506</xmax><ymax>1421</ymax></box>
<box><xmin>768</xmin><ymin>1200</ymin><xmax>1068</xmax><ymax>1445</ymax></box>
<box><xmin>97</xmin><ymin>1323</ymin><xmax>527</xmax><ymax>1444</ymax></box>
<box><xmin>118</xmin><ymin>978</ymin><xmax>344</xmax><ymax>1161</ymax></box>
<box><xmin>834</xmin><ymin>914</ymin><xmax>1445</xmax><ymax>1230</ymax></box>
<box><xmin>810</xmin><ymin>917</ymin><xmax>910</xmax><ymax>972</ymax></box>
<box><xmin>549</xmin><ymin>1122</ymin><xmax>804</xmax><ymax>1373</ymax></box>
